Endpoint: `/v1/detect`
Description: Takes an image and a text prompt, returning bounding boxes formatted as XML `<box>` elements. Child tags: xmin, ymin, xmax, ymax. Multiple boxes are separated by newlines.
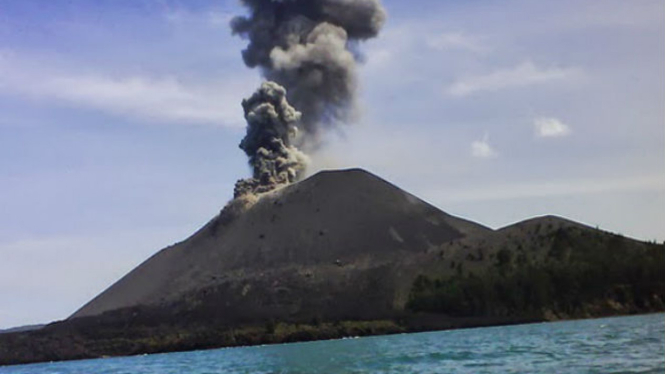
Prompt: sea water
<box><xmin>1</xmin><ymin>313</ymin><xmax>663</xmax><ymax>374</ymax></box>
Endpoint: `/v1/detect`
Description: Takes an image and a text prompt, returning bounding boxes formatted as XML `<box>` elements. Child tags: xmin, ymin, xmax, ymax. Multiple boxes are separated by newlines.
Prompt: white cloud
<box><xmin>0</xmin><ymin>51</ymin><xmax>253</xmax><ymax>127</ymax></box>
<box><xmin>446</xmin><ymin>61</ymin><xmax>580</xmax><ymax>97</ymax></box>
<box><xmin>363</xmin><ymin>47</ymin><xmax>394</xmax><ymax>71</ymax></box>
<box><xmin>471</xmin><ymin>133</ymin><xmax>498</xmax><ymax>159</ymax></box>
<box><xmin>360</xmin><ymin>23</ymin><xmax>414</xmax><ymax>73</ymax></box>
<box><xmin>428</xmin><ymin>174</ymin><xmax>665</xmax><ymax>204</ymax></box>
<box><xmin>163</xmin><ymin>8</ymin><xmax>234</xmax><ymax>28</ymax></box>
<box><xmin>42</xmin><ymin>75</ymin><xmax>245</xmax><ymax>126</ymax></box>
<box><xmin>534</xmin><ymin>117</ymin><xmax>571</xmax><ymax>138</ymax></box>
<box><xmin>427</xmin><ymin>32</ymin><xmax>487</xmax><ymax>53</ymax></box>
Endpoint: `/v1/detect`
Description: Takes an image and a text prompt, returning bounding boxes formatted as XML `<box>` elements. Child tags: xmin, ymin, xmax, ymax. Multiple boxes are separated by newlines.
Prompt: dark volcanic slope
<box><xmin>72</xmin><ymin>168</ymin><xmax>490</xmax><ymax>320</ymax></box>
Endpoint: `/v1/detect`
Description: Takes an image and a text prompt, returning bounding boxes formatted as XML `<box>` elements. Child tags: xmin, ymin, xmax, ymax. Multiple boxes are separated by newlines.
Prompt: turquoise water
<box><xmin>2</xmin><ymin>314</ymin><xmax>663</xmax><ymax>373</ymax></box>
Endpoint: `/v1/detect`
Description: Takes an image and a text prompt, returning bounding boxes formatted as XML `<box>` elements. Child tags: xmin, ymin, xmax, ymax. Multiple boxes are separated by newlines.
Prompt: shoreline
<box><xmin>1</xmin><ymin>309</ymin><xmax>662</xmax><ymax>367</ymax></box>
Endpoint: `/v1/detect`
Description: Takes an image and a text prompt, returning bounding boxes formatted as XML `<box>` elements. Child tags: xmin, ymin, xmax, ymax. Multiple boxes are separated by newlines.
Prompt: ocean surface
<box><xmin>1</xmin><ymin>313</ymin><xmax>663</xmax><ymax>374</ymax></box>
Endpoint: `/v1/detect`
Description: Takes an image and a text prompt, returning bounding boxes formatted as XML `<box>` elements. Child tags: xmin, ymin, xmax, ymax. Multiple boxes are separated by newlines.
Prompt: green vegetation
<box><xmin>407</xmin><ymin>228</ymin><xmax>665</xmax><ymax>318</ymax></box>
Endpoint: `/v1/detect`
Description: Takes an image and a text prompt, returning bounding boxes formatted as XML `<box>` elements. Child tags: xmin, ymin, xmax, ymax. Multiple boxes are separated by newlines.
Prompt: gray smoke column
<box><xmin>234</xmin><ymin>81</ymin><xmax>308</xmax><ymax>198</ymax></box>
<box><xmin>230</xmin><ymin>0</ymin><xmax>386</xmax><ymax>200</ymax></box>
<box><xmin>231</xmin><ymin>0</ymin><xmax>387</xmax><ymax>137</ymax></box>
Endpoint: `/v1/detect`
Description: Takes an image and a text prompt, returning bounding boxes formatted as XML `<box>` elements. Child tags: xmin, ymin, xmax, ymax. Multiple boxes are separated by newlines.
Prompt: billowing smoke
<box><xmin>234</xmin><ymin>81</ymin><xmax>308</xmax><ymax>198</ymax></box>
<box><xmin>232</xmin><ymin>0</ymin><xmax>386</xmax><ymax>133</ymax></box>
<box><xmin>231</xmin><ymin>0</ymin><xmax>386</xmax><ymax>199</ymax></box>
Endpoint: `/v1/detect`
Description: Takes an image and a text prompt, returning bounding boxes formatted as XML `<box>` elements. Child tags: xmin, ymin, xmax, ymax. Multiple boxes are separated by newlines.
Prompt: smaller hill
<box><xmin>406</xmin><ymin>215</ymin><xmax>665</xmax><ymax>319</ymax></box>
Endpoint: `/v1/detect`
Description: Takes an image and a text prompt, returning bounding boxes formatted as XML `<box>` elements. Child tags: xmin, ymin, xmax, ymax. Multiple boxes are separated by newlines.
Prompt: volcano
<box><xmin>1</xmin><ymin>168</ymin><xmax>663</xmax><ymax>366</ymax></box>
<box><xmin>72</xmin><ymin>168</ymin><xmax>490</xmax><ymax>322</ymax></box>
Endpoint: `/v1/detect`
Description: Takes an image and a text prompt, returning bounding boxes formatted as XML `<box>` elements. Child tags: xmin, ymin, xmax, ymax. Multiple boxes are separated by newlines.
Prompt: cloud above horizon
<box><xmin>534</xmin><ymin>117</ymin><xmax>571</xmax><ymax>138</ymax></box>
<box><xmin>0</xmin><ymin>51</ymin><xmax>253</xmax><ymax>127</ymax></box>
<box><xmin>429</xmin><ymin>174</ymin><xmax>665</xmax><ymax>204</ymax></box>
<box><xmin>446</xmin><ymin>61</ymin><xmax>581</xmax><ymax>97</ymax></box>
<box><xmin>471</xmin><ymin>133</ymin><xmax>498</xmax><ymax>159</ymax></box>
<box><xmin>426</xmin><ymin>32</ymin><xmax>487</xmax><ymax>54</ymax></box>
<box><xmin>162</xmin><ymin>7</ymin><xmax>234</xmax><ymax>28</ymax></box>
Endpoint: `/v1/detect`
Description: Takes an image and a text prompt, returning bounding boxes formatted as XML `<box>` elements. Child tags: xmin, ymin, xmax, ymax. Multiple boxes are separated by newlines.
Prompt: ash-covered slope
<box><xmin>72</xmin><ymin>168</ymin><xmax>490</xmax><ymax>321</ymax></box>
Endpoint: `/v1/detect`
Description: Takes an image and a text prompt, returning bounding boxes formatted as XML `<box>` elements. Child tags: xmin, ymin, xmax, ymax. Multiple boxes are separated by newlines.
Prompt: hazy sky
<box><xmin>0</xmin><ymin>0</ymin><xmax>663</xmax><ymax>329</ymax></box>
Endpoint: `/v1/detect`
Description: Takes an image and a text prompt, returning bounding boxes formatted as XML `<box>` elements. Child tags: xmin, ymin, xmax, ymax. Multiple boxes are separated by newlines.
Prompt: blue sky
<box><xmin>0</xmin><ymin>0</ymin><xmax>663</xmax><ymax>328</ymax></box>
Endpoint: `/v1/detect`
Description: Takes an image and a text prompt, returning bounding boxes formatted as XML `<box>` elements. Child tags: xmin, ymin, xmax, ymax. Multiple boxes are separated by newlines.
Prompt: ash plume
<box><xmin>234</xmin><ymin>81</ymin><xmax>308</xmax><ymax>198</ymax></box>
<box><xmin>230</xmin><ymin>0</ymin><xmax>386</xmax><ymax>201</ymax></box>
<box><xmin>231</xmin><ymin>0</ymin><xmax>387</xmax><ymax>136</ymax></box>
